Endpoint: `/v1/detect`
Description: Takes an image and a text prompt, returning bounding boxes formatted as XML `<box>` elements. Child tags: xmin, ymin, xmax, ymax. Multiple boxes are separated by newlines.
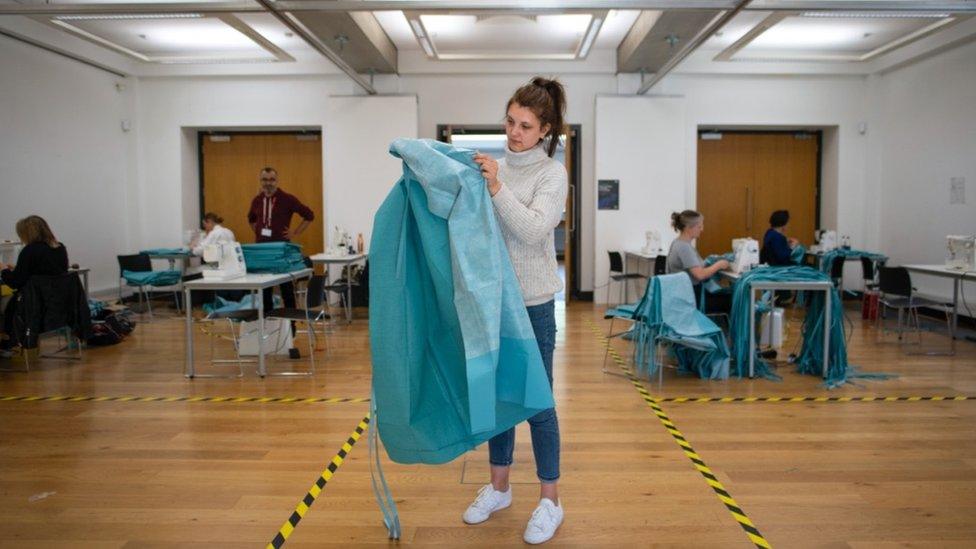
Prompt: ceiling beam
<box><xmin>254</xmin><ymin>0</ymin><xmax>377</xmax><ymax>94</ymax></box>
<box><xmin>637</xmin><ymin>0</ymin><xmax>752</xmax><ymax>94</ymax></box>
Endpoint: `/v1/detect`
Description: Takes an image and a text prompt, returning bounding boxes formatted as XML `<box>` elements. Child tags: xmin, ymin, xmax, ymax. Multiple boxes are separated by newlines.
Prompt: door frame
<box><xmin>196</xmin><ymin>129</ymin><xmax>323</xmax><ymax>229</ymax></box>
<box><xmin>437</xmin><ymin>124</ymin><xmax>584</xmax><ymax>300</ymax></box>
<box><xmin>695</xmin><ymin>128</ymin><xmax>823</xmax><ymax>230</ymax></box>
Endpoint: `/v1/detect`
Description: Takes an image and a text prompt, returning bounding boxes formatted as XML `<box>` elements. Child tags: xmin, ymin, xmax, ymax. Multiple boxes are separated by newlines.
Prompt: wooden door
<box><xmin>202</xmin><ymin>133</ymin><xmax>324</xmax><ymax>256</ymax></box>
<box><xmin>696</xmin><ymin>132</ymin><xmax>818</xmax><ymax>257</ymax></box>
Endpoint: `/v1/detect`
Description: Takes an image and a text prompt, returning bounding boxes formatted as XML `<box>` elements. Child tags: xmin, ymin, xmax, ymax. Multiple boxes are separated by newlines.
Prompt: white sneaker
<box><xmin>462</xmin><ymin>484</ymin><xmax>512</xmax><ymax>524</ymax></box>
<box><xmin>523</xmin><ymin>498</ymin><xmax>563</xmax><ymax>545</ymax></box>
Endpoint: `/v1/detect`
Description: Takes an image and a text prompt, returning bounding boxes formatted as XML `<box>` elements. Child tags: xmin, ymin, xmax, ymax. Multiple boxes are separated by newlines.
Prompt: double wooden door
<box><xmin>696</xmin><ymin>132</ymin><xmax>819</xmax><ymax>257</ymax></box>
<box><xmin>201</xmin><ymin>133</ymin><xmax>324</xmax><ymax>256</ymax></box>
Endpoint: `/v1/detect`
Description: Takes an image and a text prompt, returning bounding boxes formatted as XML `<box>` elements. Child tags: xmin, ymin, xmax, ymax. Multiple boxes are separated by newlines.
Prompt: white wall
<box><xmin>0</xmin><ymin>35</ymin><xmax>134</xmax><ymax>294</ymax></box>
<box><xmin>876</xmin><ymin>40</ymin><xmax>976</xmax><ymax>303</ymax></box>
<box><xmin>134</xmin><ymin>77</ymin><xmax>418</xmax><ymax>255</ymax></box>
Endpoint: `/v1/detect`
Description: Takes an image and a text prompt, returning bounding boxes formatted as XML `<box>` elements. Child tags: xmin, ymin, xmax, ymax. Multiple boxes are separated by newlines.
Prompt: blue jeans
<box><xmin>488</xmin><ymin>300</ymin><xmax>560</xmax><ymax>483</ymax></box>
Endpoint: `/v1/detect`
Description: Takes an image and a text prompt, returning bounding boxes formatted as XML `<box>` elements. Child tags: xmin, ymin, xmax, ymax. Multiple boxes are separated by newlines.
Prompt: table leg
<box><xmin>257</xmin><ymin>289</ymin><xmax>266</xmax><ymax>377</ymax></box>
<box><xmin>823</xmin><ymin>287</ymin><xmax>831</xmax><ymax>378</ymax></box>
<box><xmin>82</xmin><ymin>272</ymin><xmax>90</xmax><ymax>299</ymax></box>
<box><xmin>346</xmin><ymin>264</ymin><xmax>353</xmax><ymax>322</ymax></box>
<box><xmin>749</xmin><ymin>288</ymin><xmax>756</xmax><ymax>378</ymax></box>
<box><xmin>184</xmin><ymin>287</ymin><xmax>194</xmax><ymax>378</ymax></box>
<box><xmin>951</xmin><ymin>277</ymin><xmax>959</xmax><ymax>353</ymax></box>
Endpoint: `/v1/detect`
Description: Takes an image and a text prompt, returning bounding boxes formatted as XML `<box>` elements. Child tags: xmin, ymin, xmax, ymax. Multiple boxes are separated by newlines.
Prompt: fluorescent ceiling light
<box><xmin>419</xmin><ymin>14</ymin><xmax>476</xmax><ymax>35</ymax></box>
<box><xmin>578</xmin><ymin>16</ymin><xmax>602</xmax><ymax>57</ymax></box>
<box><xmin>409</xmin><ymin>18</ymin><xmax>425</xmax><ymax>37</ymax></box>
<box><xmin>54</xmin><ymin>14</ymin><xmax>204</xmax><ymax>21</ymax></box>
<box><xmin>419</xmin><ymin>36</ymin><xmax>434</xmax><ymax>57</ymax></box>
<box><xmin>800</xmin><ymin>11</ymin><xmax>949</xmax><ymax>19</ymax></box>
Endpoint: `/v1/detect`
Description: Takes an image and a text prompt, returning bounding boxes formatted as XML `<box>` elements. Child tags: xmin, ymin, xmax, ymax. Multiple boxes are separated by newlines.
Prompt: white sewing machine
<box><xmin>731</xmin><ymin>237</ymin><xmax>760</xmax><ymax>273</ymax></box>
<box><xmin>201</xmin><ymin>242</ymin><xmax>246</xmax><ymax>280</ymax></box>
<box><xmin>946</xmin><ymin>235</ymin><xmax>976</xmax><ymax>271</ymax></box>
<box><xmin>813</xmin><ymin>230</ymin><xmax>838</xmax><ymax>253</ymax></box>
<box><xmin>641</xmin><ymin>230</ymin><xmax>663</xmax><ymax>256</ymax></box>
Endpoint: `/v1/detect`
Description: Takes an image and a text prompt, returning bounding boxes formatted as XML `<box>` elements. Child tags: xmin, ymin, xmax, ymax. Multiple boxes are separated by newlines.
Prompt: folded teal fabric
<box><xmin>241</xmin><ymin>242</ymin><xmax>306</xmax><ymax>273</ymax></box>
<box><xmin>369</xmin><ymin>138</ymin><xmax>554</xmax><ymax>465</ymax></box>
<box><xmin>122</xmin><ymin>269</ymin><xmax>181</xmax><ymax>287</ymax></box>
<box><xmin>633</xmin><ymin>273</ymin><xmax>730</xmax><ymax>380</ymax></box>
<box><xmin>140</xmin><ymin>248</ymin><xmax>189</xmax><ymax>256</ymax></box>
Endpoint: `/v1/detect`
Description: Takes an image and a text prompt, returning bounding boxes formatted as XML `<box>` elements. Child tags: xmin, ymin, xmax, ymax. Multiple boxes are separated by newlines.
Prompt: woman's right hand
<box><xmin>716</xmin><ymin>259</ymin><xmax>731</xmax><ymax>270</ymax></box>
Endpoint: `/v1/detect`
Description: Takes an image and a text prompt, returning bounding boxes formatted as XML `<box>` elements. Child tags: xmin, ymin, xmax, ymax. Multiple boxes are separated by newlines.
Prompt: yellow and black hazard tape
<box><xmin>0</xmin><ymin>394</ymin><xmax>369</xmax><ymax>404</ymax></box>
<box><xmin>268</xmin><ymin>415</ymin><xmax>369</xmax><ymax>549</ymax></box>
<box><xmin>660</xmin><ymin>395</ymin><xmax>976</xmax><ymax>403</ymax></box>
<box><xmin>585</xmin><ymin>318</ymin><xmax>772</xmax><ymax>549</ymax></box>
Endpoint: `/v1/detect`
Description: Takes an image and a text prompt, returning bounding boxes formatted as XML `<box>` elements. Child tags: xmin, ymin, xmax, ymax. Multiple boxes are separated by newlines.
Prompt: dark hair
<box><xmin>260</xmin><ymin>167</ymin><xmax>278</xmax><ymax>176</ymax></box>
<box><xmin>203</xmin><ymin>212</ymin><xmax>224</xmax><ymax>224</ymax></box>
<box><xmin>507</xmin><ymin>77</ymin><xmax>567</xmax><ymax>157</ymax></box>
<box><xmin>769</xmin><ymin>210</ymin><xmax>790</xmax><ymax>228</ymax></box>
<box><xmin>671</xmin><ymin>210</ymin><xmax>703</xmax><ymax>232</ymax></box>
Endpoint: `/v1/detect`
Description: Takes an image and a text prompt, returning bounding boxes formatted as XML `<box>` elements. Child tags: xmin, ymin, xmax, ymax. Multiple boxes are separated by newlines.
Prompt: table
<box><xmin>70</xmin><ymin>267</ymin><xmax>90</xmax><ymax>298</ymax></box>
<box><xmin>903</xmin><ymin>264</ymin><xmax>976</xmax><ymax>353</ymax></box>
<box><xmin>183</xmin><ymin>269</ymin><xmax>312</xmax><ymax>378</ymax></box>
<box><xmin>719</xmin><ymin>270</ymin><xmax>833</xmax><ymax>378</ymax></box>
<box><xmin>309</xmin><ymin>253</ymin><xmax>367</xmax><ymax>322</ymax></box>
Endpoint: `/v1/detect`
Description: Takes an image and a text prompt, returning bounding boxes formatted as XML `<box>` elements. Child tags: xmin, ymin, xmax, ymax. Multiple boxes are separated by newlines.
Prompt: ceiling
<box><xmin>2</xmin><ymin>0</ymin><xmax>975</xmax><ymax>92</ymax></box>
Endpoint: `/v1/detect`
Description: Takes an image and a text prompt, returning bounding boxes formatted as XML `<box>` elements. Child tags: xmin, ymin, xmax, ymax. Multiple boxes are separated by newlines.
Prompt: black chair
<box><xmin>653</xmin><ymin>255</ymin><xmax>667</xmax><ymax>276</ymax></box>
<box><xmin>117</xmin><ymin>253</ymin><xmax>180</xmax><ymax>320</ymax></box>
<box><xmin>4</xmin><ymin>273</ymin><xmax>90</xmax><ymax>372</ymax></box>
<box><xmin>829</xmin><ymin>255</ymin><xmax>846</xmax><ymax>291</ymax></box>
<box><xmin>877</xmin><ymin>266</ymin><xmax>951</xmax><ymax>344</ymax></box>
<box><xmin>607</xmin><ymin>251</ymin><xmax>646</xmax><ymax>305</ymax></box>
<box><xmin>860</xmin><ymin>256</ymin><xmax>880</xmax><ymax>291</ymax></box>
<box><xmin>325</xmin><ymin>261</ymin><xmax>367</xmax><ymax>322</ymax></box>
<box><xmin>267</xmin><ymin>274</ymin><xmax>330</xmax><ymax>375</ymax></box>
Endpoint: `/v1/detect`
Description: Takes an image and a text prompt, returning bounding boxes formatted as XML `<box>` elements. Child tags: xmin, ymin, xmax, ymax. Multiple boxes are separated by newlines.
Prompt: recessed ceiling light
<box><xmin>800</xmin><ymin>11</ymin><xmax>950</xmax><ymax>19</ymax></box>
<box><xmin>54</xmin><ymin>13</ymin><xmax>204</xmax><ymax>21</ymax></box>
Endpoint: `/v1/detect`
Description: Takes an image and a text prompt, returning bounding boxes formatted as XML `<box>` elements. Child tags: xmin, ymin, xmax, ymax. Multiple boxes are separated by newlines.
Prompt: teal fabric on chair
<box><xmin>241</xmin><ymin>242</ymin><xmax>306</xmax><ymax>273</ymax></box>
<box><xmin>122</xmin><ymin>269</ymin><xmax>181</xmax><ymax>287</ymax></box>
<box><xmin>140</xmin><ymin>248</ymin><xmax>189</xmax><ymax>256</ymax></box>
<box><xmin>369</xmin><ymin>138</ymin><xmax>555</xmax><ymax>466</ymax></box>
<box><xmin>633</xmin><ymin>273</ymin><xmax>730</xmax><ymax>380</ymax></box>
<box><xmin>818</xmin><ymin>248</ymin><xmax>887</xmax><ymax>276</ymax></box>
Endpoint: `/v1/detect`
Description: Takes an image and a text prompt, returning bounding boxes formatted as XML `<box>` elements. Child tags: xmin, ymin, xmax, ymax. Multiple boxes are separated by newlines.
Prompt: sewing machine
<box><xmin>201</xmin><ymin>242</ymin><xmax>246</xmax><ymax>280</ymax></box>
<box><xmin>813</xmin><ymin>230</ymin><xmax>838</xmax><ymax>253</ymax></box>
<box><xmin>641</xmin><ymin>230</ymin><xmax>663</xmax><ymax>256</ymax></box>
<box><xmin>731</xmin><ymin>238</ymin><xmax>760</xmax><ymax>273</ymax></box>
<box><xmin>945</xmin><ymin>235</ymin><xmax>976</xmax><ymax>271</ymax></box>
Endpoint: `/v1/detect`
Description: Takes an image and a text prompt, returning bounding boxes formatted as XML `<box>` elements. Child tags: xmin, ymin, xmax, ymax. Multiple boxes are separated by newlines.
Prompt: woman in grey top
<box><xmin>465</xmin><ymin>77</ymin><xmax>567</xmax><ymax>545</ymax></box>
<box><xmin>667</xmin><ymin>210</ymin><xmax>730</xmax><ymax>312</ymax></box>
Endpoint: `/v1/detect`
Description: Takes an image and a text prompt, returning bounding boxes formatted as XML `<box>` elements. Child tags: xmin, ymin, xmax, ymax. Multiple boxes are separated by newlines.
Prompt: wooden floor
<box><xmin>1</xmin><ymin>301</ymin><xmax>975</xmax><ymax>548</ymax></box>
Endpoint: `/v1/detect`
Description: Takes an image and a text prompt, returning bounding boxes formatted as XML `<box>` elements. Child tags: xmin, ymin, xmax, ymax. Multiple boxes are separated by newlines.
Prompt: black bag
<box><xmin>104</xmin><ymin>311</ymin><xmax>136</xmax><ymax>336</ymax></box>
<box><xmin>87</xmin><ymin>322</ymin><xmax>122</xmax><ymax>346</ymax></box>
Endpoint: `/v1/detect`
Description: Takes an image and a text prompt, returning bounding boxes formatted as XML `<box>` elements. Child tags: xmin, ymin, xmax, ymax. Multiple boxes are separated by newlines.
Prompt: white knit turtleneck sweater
<box><xmin>491</xmin><ymin>142</ymin><xmax>568</xmax><ymax>306</ymax></box>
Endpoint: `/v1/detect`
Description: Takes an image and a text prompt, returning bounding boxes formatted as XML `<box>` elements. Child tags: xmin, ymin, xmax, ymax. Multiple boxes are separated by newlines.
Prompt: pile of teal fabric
<box><xmin>241</xmin><ymin>242</ymin><xmax>306</xmax><ymax>273</ymax></box>
<box><xmin>728</xmin><ymin>265</ymin><xmax>890</xmax><ymax>387</ymax></box>
<box><xmin>817</xmin><ymin>248</ymin><xmax>887</xmax><ymax>276</ymax></box>
<box><xmin>140</xmin><ymin>248</ymin><xmax>190</xmax><ymax>256</ymax></box>
<box><xmin>122</xmin><ymin>269</ymin><xmax>181</xmax><ymax>287</ymax></box>
<box><xmin>369</xmin><ymin>138</ymin><xmax>555</xmax><ymax>466</ymax></box>
<box><xmin>632</xmin><ymin>273</ymin><xmax>730</xmax><ymax>380</ymax></box>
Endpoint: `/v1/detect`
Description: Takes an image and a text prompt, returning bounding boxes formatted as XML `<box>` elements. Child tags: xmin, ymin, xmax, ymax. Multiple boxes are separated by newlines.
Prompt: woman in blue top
<box><xmin>760</xmin><ymin>210</ymin><xmax>799</xmax><ymax>266</ymax></box>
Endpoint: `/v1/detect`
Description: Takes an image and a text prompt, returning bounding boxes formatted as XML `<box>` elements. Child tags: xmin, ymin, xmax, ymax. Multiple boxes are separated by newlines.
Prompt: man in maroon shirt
<box><xmin>247</xmin><ymin>167</ymin><xmax>316</xmax><ymax>358</ymax></box>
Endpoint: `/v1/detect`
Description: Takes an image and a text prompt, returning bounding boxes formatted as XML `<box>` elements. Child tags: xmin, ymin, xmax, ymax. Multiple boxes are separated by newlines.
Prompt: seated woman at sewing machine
<box><xmin>0</xmin><ymin>216</ymin><xmax>69</xmax><ymax>357</ymax></box>
<box><xmin>666</xmin><ymin>210</ymin><xmax>731</xmax><ymax>314</ymax></box>
<box><xmin>760</xmin><ymin>210</ymin><xmax>799</xmax><ymax>267</ymax></box>
<box><xmin>190</xmin><ymin>212</ymin><xmax>236</xmax><ymax>257</ymax></box>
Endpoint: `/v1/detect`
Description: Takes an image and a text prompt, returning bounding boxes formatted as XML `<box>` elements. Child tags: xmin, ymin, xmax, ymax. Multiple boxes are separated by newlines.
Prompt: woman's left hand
<box><xmin>473</xmin><ymin>153</ymin><xmax>502</xmax><ymax>196</ymax></box>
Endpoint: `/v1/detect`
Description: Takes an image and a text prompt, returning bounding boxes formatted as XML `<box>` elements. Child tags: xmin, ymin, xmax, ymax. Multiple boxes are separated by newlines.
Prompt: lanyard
<box><xmin>262</xmin><ymin>196</ymin><xmax>276</xmax><ymax>228</ymax></box>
